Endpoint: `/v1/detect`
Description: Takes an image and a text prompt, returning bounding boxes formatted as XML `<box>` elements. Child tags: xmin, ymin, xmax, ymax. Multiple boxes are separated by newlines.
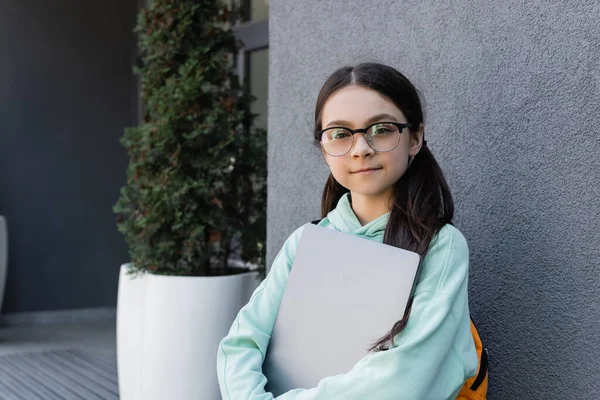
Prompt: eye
<box><xmin>371</xmin><ymin>124</ymin><xmax>394</xmax><ymax>136</ymax></box>
<box><xmin>329</xmin><ymin>128</ymin><xmax>351</xmax><ymax>140</ymax></box>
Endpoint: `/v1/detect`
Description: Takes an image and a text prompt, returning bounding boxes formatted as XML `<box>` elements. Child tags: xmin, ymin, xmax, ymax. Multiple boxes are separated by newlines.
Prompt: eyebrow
<box><xmin>324</xmin><ymin>113</ymin><xmax>400</xmax><ymax>128</ymax></box>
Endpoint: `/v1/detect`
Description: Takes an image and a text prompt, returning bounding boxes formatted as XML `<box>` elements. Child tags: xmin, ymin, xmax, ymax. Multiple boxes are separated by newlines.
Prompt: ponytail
<box><xmin>369</xmin><ymin>144</ymin><xmax>453</xmax><ymax>351</ymax></box>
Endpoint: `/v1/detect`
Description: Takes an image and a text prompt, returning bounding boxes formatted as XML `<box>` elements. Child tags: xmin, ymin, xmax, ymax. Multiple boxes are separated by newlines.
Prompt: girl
<box><xmin>217</xmin><ymin>63</ymin><xmax>479</xmax><ymax>399</ymax></box>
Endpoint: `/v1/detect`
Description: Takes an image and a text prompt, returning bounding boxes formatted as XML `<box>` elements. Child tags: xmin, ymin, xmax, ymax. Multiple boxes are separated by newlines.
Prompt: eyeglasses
<box><xmin>317</xmin><ymin>122</ymin><xmax>412</xmax><ymax>157</ymax></box>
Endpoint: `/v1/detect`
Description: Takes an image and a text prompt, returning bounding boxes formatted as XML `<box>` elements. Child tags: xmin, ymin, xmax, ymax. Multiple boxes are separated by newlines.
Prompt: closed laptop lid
<box><xmin>263</xmin><ymin>224</ymin><xmax>420</xmax><ymax>396</ymax></box>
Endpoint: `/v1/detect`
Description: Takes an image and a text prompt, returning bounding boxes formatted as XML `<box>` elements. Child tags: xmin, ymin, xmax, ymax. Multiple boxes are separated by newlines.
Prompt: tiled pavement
<box><xmin>0</xmin><ymin>320</ymin><xmax>117</xmax><ymax>400</ymax></box>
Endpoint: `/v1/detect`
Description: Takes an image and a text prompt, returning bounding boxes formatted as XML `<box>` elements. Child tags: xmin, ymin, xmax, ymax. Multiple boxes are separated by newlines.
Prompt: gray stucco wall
<box><xmin>0</xmin><ymin>1</ymin><xmax>138</xmax><ymax>313</ymax></box>
<box><xmin>268</xmin><ymin>1</ymin><xmax>600</xmax><ymax>398</ymax></box>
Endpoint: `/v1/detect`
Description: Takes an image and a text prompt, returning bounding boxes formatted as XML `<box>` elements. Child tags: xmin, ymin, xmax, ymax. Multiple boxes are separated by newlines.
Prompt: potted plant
<box><xmin>113</xmin><ymin>1</ymin><xmax>266</xmax><ymax>399</ymax></box>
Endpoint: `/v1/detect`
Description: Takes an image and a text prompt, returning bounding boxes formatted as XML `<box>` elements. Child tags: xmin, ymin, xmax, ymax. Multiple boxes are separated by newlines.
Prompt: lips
<box><xmin>351</xmin><ymin>167</ymin><xmax>382</xmax><ymax>174</ymax></box>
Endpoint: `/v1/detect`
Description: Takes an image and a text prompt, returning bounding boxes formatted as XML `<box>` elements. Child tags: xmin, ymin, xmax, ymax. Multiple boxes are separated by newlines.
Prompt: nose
<box><xmin>350</xmin><ymin>133</ymin><xmax>374</xmax><ymax>158</ymax></box>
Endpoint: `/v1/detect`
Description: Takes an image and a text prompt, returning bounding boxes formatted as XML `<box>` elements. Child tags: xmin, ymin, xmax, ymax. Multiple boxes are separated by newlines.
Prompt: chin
<box><xmin>348</xmin><ymin>187</ymin><xmax>392</xmax><ymax>199</ymax></box>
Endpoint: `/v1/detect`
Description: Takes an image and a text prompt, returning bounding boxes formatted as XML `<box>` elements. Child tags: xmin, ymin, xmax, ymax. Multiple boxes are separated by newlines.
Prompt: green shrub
<box><xmin>114</xmin><ymin>0</ymin><xmax>266</xmax><ymax>276</ymax></box>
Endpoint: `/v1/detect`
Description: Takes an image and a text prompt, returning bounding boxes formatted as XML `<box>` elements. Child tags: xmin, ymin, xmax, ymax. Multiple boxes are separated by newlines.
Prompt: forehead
<box><xmin>321</xmin><ymin>85</ymin><xmax>405</xmax><ymax>127</ymax></box>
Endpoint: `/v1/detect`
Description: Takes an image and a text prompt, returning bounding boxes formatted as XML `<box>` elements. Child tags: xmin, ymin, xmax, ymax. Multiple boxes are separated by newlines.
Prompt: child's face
<box><xmin>320</xmin><ymin>85</ymin><xmax>423</xmax><ymax>201</ymax></box>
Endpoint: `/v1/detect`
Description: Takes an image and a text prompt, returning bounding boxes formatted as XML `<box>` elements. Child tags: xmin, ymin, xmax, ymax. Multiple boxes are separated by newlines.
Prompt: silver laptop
<box><xmin>263</xmin><ymin>224</ymin><xmax>420</xmax><ymax>396</ymax></box>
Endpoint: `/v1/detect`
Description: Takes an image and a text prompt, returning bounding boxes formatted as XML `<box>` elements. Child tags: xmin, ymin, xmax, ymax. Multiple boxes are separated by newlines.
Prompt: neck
<box><xmin>349</xmin><ymin>191</ymin><xmax>392</xmax><ymax>226</ymax></box>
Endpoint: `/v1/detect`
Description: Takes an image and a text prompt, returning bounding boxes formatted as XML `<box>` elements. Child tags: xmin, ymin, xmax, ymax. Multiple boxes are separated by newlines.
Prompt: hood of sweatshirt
<box><xmin>325</xmin><ymin>193</ymin><xmax>389</xmax><ymax>241</ymax></box>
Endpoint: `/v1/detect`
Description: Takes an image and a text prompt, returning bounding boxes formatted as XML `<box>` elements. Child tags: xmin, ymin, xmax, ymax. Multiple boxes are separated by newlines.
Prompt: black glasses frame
<box><xmin>317</xmin><ymin>121</ymin><xmax>413</xmax><ymax>157</ymax></box>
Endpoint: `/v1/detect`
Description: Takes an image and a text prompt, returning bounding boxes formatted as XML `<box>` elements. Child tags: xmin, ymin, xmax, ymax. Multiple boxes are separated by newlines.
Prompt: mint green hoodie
<box><xmin>217</xmin><ymin>194</ymin><xmax>478</xmax><ymax>399</ymax></box>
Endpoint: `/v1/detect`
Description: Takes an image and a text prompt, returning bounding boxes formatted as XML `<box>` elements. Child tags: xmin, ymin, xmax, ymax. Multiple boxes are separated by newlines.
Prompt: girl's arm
<box><xmin>217</xmin><ymin>227</ymin><xmax>304</xmax><ymax>400</ymax></box>
<box><xmin>275</xmin><ymin>225</ymin><xmax>479</xmax><ymax>400</ymax></box>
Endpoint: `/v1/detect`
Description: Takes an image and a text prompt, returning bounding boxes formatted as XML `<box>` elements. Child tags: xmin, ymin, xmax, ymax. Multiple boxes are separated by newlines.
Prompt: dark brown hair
<box><xmin>314</xmin><ymin>63</ymin><xmax>454</xmax><ymax>351</ymax></box>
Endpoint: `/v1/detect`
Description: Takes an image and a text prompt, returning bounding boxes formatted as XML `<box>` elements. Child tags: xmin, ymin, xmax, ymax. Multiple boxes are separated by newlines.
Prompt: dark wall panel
<box><xmin>0</xmin><ymin>0</ymin><xmax>138</xmax><ymax>312</ymax></box>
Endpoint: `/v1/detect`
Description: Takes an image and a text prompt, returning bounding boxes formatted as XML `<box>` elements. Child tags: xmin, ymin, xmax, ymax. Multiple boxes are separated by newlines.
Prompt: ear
<box><xmin>408</xmin><ymin>123</ymin><xmax>425</xmax><ymax>157</ymax></box>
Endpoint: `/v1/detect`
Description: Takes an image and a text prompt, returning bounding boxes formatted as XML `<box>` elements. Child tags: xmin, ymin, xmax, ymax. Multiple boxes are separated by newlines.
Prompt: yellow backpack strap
<box><xmin>457</xmin><ymin>318</ymin><xmax>488</xmax><ymax>400</ymax></box>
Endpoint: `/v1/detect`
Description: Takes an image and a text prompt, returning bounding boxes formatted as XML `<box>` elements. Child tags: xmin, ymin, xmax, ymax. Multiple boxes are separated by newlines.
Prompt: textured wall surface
<box><xmin>0</xmin><ymin>0</ymin><xmax>138</xmax><ymax>312</ymax></box>
<box><xmin>268</xmin><ymin>1</ymin><xmax>600</xmax><ymax>398</ymax></box>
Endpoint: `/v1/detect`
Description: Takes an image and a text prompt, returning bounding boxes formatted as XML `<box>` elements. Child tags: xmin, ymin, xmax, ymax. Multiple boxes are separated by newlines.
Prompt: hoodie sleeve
<box><xmin>217</xmin><ymin>227</ymin><xmax>304</xmax><ymax>400</ymax></box>
<box><xmin>274</xmin><ymin>225</ymin><xmax>478</xmax><ymax>400</ymax></box>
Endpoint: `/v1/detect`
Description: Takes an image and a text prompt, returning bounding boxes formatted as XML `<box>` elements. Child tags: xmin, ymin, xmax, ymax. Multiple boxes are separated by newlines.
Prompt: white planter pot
<box><xmin>0</xmin><ymin>216</ymin><xmax>7</xmax><ymax>314</ymax></box>
<box><xmin>117</xmin><ymin>264</ymin><xmax>260</xmax><ymax>400</ymax></box>
<box><xmin>116</xmin><ymin>265</ymin><xmax>148</xmax><ymax>399</ymax></box>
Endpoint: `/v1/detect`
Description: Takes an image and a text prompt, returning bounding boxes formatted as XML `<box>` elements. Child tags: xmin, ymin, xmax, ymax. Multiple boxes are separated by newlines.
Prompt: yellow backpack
<box><xmin>457</xmin><ymin>319</ymin><xmax>489</xmax><ymax>400</ymax></box>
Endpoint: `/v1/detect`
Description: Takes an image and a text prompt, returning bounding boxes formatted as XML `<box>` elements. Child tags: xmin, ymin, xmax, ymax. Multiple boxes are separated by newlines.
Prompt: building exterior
<box><xmin>0</xmin><ymin>0</ymin><xmax>268</xmax><ymax>318</ymax></box>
